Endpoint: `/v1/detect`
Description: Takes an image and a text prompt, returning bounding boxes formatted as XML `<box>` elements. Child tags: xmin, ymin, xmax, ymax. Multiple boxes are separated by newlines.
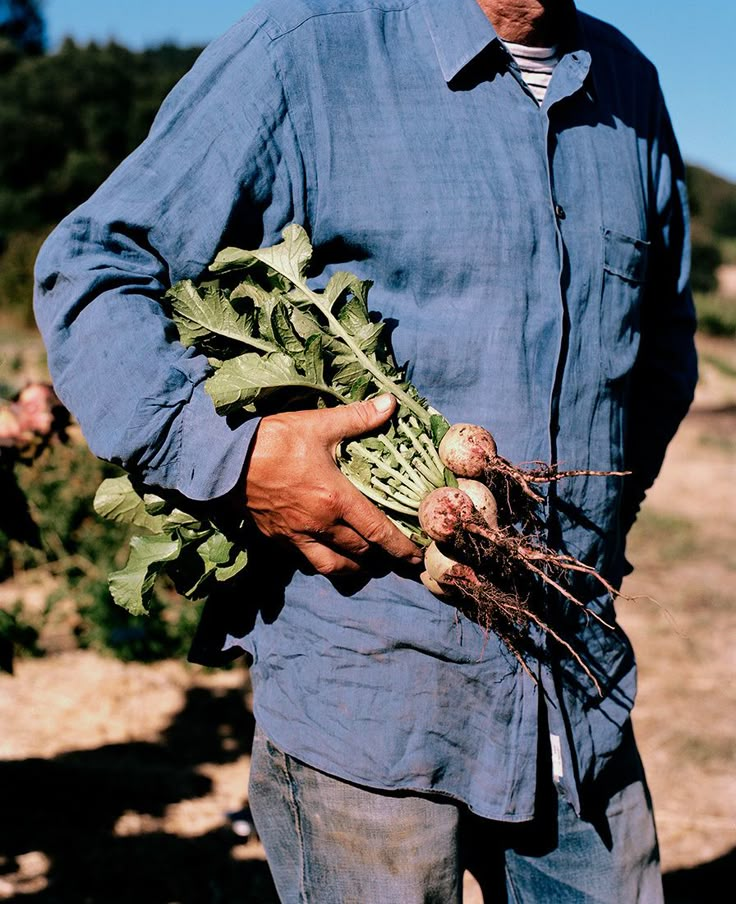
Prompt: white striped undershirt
<box><xmin>502</xmin><ymin>41</ymin><xmax>560</xmax><ymax>104</ymax></box>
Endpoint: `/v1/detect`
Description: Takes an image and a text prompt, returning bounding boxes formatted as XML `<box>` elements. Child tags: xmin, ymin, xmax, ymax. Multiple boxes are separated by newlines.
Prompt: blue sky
<box><xmin>44</xmin><ymin>0</ymin><xmax>735</xmax><ymax>181</ymax></box>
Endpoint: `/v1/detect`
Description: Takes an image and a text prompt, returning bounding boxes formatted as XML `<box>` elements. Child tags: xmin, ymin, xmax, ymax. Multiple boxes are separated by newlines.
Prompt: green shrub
<box><xmin>2</xmin><ymin>438</ymin><xmax>204</xmax><ymax>666</ymax></box>
<box><xmin>694</xmin><ymin>292</ymin><xmax>736</xmax><ymax>337</ymax></box>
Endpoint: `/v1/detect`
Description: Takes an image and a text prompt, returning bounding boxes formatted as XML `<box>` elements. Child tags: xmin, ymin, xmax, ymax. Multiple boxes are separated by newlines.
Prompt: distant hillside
<box><xmin>688</xmin><ymin>165</ymin><xmax>736</xmax><ymax>241</ymax></box>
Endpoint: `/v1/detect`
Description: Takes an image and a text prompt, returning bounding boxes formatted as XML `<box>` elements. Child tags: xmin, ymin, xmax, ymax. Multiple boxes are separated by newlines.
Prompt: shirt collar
<box><xmin>422</xmin><ymin>0</ymin><xmax>596</xmax><ymax>97</ymax></box>
<box><xmin>421</xmin><ymin>0</ymin><xmax>501</xmax><ymax>84</ymax></box>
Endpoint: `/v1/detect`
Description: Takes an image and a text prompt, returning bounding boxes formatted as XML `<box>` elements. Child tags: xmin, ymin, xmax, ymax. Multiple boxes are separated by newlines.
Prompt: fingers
<box><xmin>340</xmin><ymin>484</ymin><xmax>423</xmax><ymax>564</ymax></box>
<box><xmin>321</xmin><ymin>524</ymin><xmax>371</xmax><ymax>558</ymax></box>
<box><xmin>318</xmin><ymin>394</ymin><xmax>397</xmax><ymax>447</ymax></box>
<box><xmin>294</xmin><ymin>536</ymin><xmax>363</xmax><ymax>576</ymax></box>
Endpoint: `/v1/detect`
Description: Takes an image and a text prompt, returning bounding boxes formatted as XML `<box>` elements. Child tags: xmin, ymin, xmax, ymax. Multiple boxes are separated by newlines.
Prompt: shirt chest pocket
<box><xmin>599</xmin><ymin>227</ymin><xmax>650</xmax><ymax>382</ymax></box>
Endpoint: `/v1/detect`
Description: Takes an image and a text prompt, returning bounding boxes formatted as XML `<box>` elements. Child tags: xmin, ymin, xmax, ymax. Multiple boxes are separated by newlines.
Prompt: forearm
<box><xmin>33</xmin><ymin>12</ymin><xmax>301</xmax><ymax>499</ymax></box>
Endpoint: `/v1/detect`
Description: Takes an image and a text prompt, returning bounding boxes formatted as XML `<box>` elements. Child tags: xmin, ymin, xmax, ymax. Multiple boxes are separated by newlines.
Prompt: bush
<box><xmin>1</xmin><ymin>437</ymin><xmax>204</xmax><ymax>667</ymax></box>
<box><xmin>0</xmin><ymin>226</ymin><xmax>49</xmax><ymax>325</ymax></box>
<box><xmin>694</xmin><ymin>292</ymin><xmax>736</xmax><ymax>338</ymax></box>
<box><xmin>690</xmin><ymin>237</ymin><xmax>722</xmax><ymax>294</ymax></box>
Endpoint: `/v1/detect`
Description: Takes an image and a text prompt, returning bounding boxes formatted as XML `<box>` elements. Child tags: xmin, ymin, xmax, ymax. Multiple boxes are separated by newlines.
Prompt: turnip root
<box><xmin>457</xmin><ymin>478</ymin><xmax>498</xmax><ymax>528</ymax></box>
<box><xmin>417</xmin><ymin>477</ymin><xmax>622</xmax><ymax>692</ymax></box>
<box><xmin>424</xmin><ymin>540</ymin><xmax>480</xmax><ymax>588</ymax></box>
<box><xmin>418</xmin><ymin>487</ymin><xmax>476</xmax><ymax>543</ymax></box>
<box><xmin>438</xmin><ymin>423</ymin><xmax>497</xmax><ymax>477</ymax></box>
<box><xmin>419</xmin><ymin>570</ymin><xmax>448</xmax><ymax>597</ymax></box>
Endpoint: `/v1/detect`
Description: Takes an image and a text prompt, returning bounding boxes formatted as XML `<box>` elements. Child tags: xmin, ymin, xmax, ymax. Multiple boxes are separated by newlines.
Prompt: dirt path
<box><xmin>1</xmin><ymin>337</ymin><xmax>734</xmax><ymax>902</ymax></box>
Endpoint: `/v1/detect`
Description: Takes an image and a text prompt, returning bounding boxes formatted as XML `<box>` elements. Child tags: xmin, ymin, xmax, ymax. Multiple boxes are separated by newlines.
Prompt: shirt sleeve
<box><xmin>619</xmin><ymin>81</ymin><xmax>698</xmax><ymax>534</ymax></box>
<box><xmin>33</xmin><ymin>12</ymin><xmax>304</xmax><ymax>501</ymax></box>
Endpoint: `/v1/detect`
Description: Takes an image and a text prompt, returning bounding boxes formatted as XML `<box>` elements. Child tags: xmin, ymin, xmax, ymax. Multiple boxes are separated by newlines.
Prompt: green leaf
<box><xmin>338</xmin><ymin>452</ymin><xmax>373</xmax><ymax>488</ymax></box>
<box><xmin>211</xmin><ymin>224</ymin><xmax>313</xmax><ymax>287</ymax></box>
<box><xmin>163</xmin><ymin>509</ymin><xmax>206</xmax><ymax>533</ymax></box>
<box><xmin>109</xmin><ymin>534</ymin><xmax>182</xmax><ymax>616</ymax></box>
<box><xmin>302</xmin><ymin>334</ymin><xmax>325</xmax><ymax>385</ymax></box>
<box><xmin>94</xmin><ymin>477</ymin><xmax>166</xmax><ymax>533</ymax></box>
<box><xmin>289</xmin><ymin>307</ymin><xmax>323</xmax><ymax>341</ymax></box>
<box><xmin>255</xmin><ymin>295</ymin><xmax>278</xmax><ymax>344</ymax></box>
<box><xmin>272</xmin><ymin>301</ymin><xmax>306</xmax><ymax>366</ymax></box>
<box><xmin>444</xmin><ymin>468</ymin><xmax>459</xmax><ymax>488</ymax></box>
<box><xmin>335</xmin><ymin>289</ymin><xmax>372</xmax><ymax>334</ymax></box>
<box><xmin>324</xmin><ymin>272</ymin><xmax>372</xmax><ymax>313</ymax></box>
<box><xmin>430</xmin><ymin>414</ymin><xmax>451</xmax><ymax>447</ymax></box>
<box><xmin>230</xmin><ymin>279</ymin><xmax>273</xmax><ymax>308</ymax></box>
<box><xmin>197</xmin><ymin>531</ymin><xmax>234</xmax><ymax>568</ymax></box>
<box><xmin>205</xmin><ymin>351</ymin><xmax>344</xmax><ymax>414</ymax></box>
<box><xmin>354</xmin><ymin>321</ymin><xmax>384</xmax><ymax>354</ymax></box>
<box><xmin>143</xmin><ymin>493</ymin><xmax>168</xmax><ymax>516</ymax></box>
<box><xmin>332</xmin><ymin>353</ymin><xmax>370</xmax><ymax>388</ymax></box>
<box><xmin>167</xmin><ymin>279</ymin><xmax>271</xmax><ymax>353</ymax></box>
<box><xmin>349</xmin><ymin>374</ymin><xmax>372</xmax><ymax>401</ymax></box>
<box><xmin>215</xmin><ymin>548</ymin><xmax>249</xmax><ymax>582</ymax></box>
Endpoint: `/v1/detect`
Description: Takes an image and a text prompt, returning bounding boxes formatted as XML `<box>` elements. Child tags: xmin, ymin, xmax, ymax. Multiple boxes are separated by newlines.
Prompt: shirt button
<box><xmin>554</xmin><ymin>203</ymin><xmax>566</xmax><ymax>220</ymax></box>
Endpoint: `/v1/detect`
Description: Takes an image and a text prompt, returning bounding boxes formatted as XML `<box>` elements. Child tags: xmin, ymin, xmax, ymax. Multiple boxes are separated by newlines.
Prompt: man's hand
<box><xmin>243</xmin><ymin>394</ymin><xmax>423</xmax><ymax>576</ymax></box>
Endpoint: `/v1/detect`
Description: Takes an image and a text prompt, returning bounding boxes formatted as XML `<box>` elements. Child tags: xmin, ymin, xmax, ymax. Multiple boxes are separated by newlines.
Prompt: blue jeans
<box><xmin>248</xmin><ymin>724</ymin><xmax>663</xmax><ymax>903</ymax></box>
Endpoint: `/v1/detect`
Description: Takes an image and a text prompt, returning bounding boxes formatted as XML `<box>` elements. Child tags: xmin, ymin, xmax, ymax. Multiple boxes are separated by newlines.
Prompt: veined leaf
<box><xmin>303</xmin><ymin>334</ymin><xmax>325</xmax><ymax>385</ymax></box>
<box><xmin>257</xmin><ymin>296</ymin><xmax>279</xmax><ymax>344</ymax></box>
<box><xmin>337</xmin><ymin>294</ymin><xmax>371</xmax><ymax>335</ymax></box>
<box><xmin>163</xmin><ymin>509</ymin><xmax>206</xmax><ymax>533</ymax></box>
<box><xmin>143</xmin><ymin>493</ymin><xmax>168</xmax><ymax>516</ymax></box>
<box><xmin>272</xmin><ymin>302</ymin><xmax>306</xmax><ymax>366</ymax></box>
<box><xmin>215</xmin><ymin>548</ymin><xmax>249</xmax><ymax>582</ymax></box>
<box><xmin>230</xmin><ymin>279</ymin><xmax>274</xmax><ymax>307</ymax></box>
<box><xmin>94</xmin><ymin>476</ymin><xmax>166</xmax><ymax>533</ymax></box>
<box><xmin>430</xmin><ymin>414</ymin><xmax>451</xmax><ymax>447</ymax></box>
<box><xmin>323</xmin><ymin>272</ymin><xmax>372</xmax><ymax>312</ymax></box>
<box><xmin>211</xmin><ymin>224</ymin><xmax>313</xmax><ymax>287</ymax></box>
<box><xmin>205</xmin><ymin>351</ymin><xmax>346</xmax><ymax>414</ymax></box>
<box><xmin>197</xmin><ymin>531</ymin><xmax>235</xmax><ymax>568</ymax></box>
<box><xmin>109</xmin><ymin>534</ymin><xmax>182</xmax><ymax>616</ymax></box>
<box><xmin>349</xmin><ymin>375</ymin><xmax>372</xmax><ymax>401</ymax></box>
<box><xmin>289</xmin><ymin>307</ymin><xmax>323</xmax><ymax>341</ymax></box>
<box><xmin>354</xmin><ymin>321</ymin><xmax>384</xmax><ymax>354</ymax></box>
<box><xmin>166</xmin><ymin>279</ymin><xmax>270</xmax><ymax>352</ymax></box>
<box><xmin>331</xmin><ymin>353</ymin><xmax>370</xmax><ymax>388</ymax></box>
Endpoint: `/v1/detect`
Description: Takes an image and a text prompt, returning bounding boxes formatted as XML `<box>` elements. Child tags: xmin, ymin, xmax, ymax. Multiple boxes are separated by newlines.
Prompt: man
<box><xmin>34</xmin><ymin>0</ymin><xmax>697</xmax><ymax>899</ymax></box>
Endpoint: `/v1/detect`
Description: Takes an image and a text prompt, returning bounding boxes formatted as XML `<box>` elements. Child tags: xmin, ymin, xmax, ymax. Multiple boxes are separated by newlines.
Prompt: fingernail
<box><xmin>373</xmin><ymin>394</ymin><xmax>394</xmax><ymax>413</ymax></box>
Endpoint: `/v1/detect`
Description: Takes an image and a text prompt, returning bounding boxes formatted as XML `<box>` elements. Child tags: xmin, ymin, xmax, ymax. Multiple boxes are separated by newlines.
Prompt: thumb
<box><xmin>320</xmin><ymin>394</ymin><xmax>397</xmax><ymax>445</ymax></box>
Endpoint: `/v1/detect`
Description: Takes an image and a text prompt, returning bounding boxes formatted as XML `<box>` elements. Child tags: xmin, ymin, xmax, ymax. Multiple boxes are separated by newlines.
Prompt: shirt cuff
<box><xmin>174</xmin><ymin>380</ymin><xmax>259</xmax><ymax>502</ymax></box>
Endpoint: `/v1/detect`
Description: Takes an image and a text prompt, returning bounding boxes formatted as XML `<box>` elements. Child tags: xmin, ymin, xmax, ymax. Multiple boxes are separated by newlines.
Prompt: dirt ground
<box><xmin>1</xmin><ymin>335</ymin><xmax>734</xmax><ymax>903</ymax></box>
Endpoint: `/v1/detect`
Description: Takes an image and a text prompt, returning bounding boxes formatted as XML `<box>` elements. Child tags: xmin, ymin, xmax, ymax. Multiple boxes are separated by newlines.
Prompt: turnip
<box><xmin>456</xmin><ymin>478</ymin><xmax>498</xmax><ymax>528</ymax></box>
<box><xmin>438</xmin><ymin>423</ymin><xmax>497</xmax><ymax>477</ymax></box>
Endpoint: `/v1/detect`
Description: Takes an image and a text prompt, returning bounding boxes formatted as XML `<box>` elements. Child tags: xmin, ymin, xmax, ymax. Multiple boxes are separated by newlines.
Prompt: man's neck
<box><xmin>475</xmin><ymin>0</ymin><xmax>572</xmax><ymax>47</ymax></box>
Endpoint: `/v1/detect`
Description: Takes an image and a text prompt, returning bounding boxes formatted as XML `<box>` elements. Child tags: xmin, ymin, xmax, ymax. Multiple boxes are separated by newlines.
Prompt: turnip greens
<box><xmin>94</xmin><ymin>225</ymin><xmax>453</xmax><ymax>616</ymax></box>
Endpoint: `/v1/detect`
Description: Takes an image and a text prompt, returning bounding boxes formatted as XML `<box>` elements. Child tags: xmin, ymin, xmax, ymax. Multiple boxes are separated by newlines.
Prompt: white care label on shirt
<box><xmin>550</xmin><ymin>733</ymin><xmax>564</xmax><ymax>781</ymax></box>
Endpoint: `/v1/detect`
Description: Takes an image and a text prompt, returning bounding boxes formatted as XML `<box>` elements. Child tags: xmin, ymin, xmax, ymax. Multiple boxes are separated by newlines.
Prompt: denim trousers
<box><xmin>248</xmin><ymin>724</ymin><xmax>663</xmax><ymax>903</ymax></box>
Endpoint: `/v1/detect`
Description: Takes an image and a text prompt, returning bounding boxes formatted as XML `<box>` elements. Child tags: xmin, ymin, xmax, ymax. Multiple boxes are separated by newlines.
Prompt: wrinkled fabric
<box><xmin>34</xmin><ymin>0</ymin><xmax>697</xmax><ymax>821</ymax></box>
<box><xmin>249</xmin><ymin>722</ymin><xmax>663</xmax><ymax>903</ymax></box>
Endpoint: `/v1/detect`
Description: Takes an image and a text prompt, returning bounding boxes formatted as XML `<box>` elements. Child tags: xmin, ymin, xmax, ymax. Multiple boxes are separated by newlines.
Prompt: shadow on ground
<box><xmin>0</xmin><ymin>680</ymin><xmax>279</xmax><ymax>903</ymax></box>
<box><xmin>663</xmin><ymin>848</ymin><xmax>736</xmax><ymax>903</ymax></box>
<box><xmin>0</xmin><ymin>677</ymin><xmax>732</xmax><ymax>903</ymax></box>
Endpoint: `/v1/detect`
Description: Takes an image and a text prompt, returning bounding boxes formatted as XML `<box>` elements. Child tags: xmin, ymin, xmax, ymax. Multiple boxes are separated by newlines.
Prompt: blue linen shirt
<box><xmin>34</xmin><ymin>0</ymin><xmax>697</xmax><ymax>821</ymax></box>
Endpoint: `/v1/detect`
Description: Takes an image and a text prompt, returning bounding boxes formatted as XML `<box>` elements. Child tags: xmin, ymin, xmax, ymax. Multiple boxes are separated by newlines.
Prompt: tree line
<box><xmin>0</xmin><ymin>3</ymin><xmax>734</xmax><ymax>324</ymax></box>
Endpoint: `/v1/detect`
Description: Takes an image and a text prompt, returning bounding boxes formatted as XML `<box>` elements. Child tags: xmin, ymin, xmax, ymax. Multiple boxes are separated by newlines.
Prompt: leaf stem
<box><xmin>291</xmin><ymin>279</ymin><xmax>432</xmax><ymax>425</ymax></box>
<box><xmin>343</xmin><ymin>474</ymin><xmax>421</xmax><ymax>517</ymax></box>
<box><xmin>370</xmin><ymin>476</ymin><xmax>421</xmax><ymax>510</ymax></box>
<box><xmin>377</xmin><ymin>435</ymin><xmax>431</xmax><ymax>496</ymax></box>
